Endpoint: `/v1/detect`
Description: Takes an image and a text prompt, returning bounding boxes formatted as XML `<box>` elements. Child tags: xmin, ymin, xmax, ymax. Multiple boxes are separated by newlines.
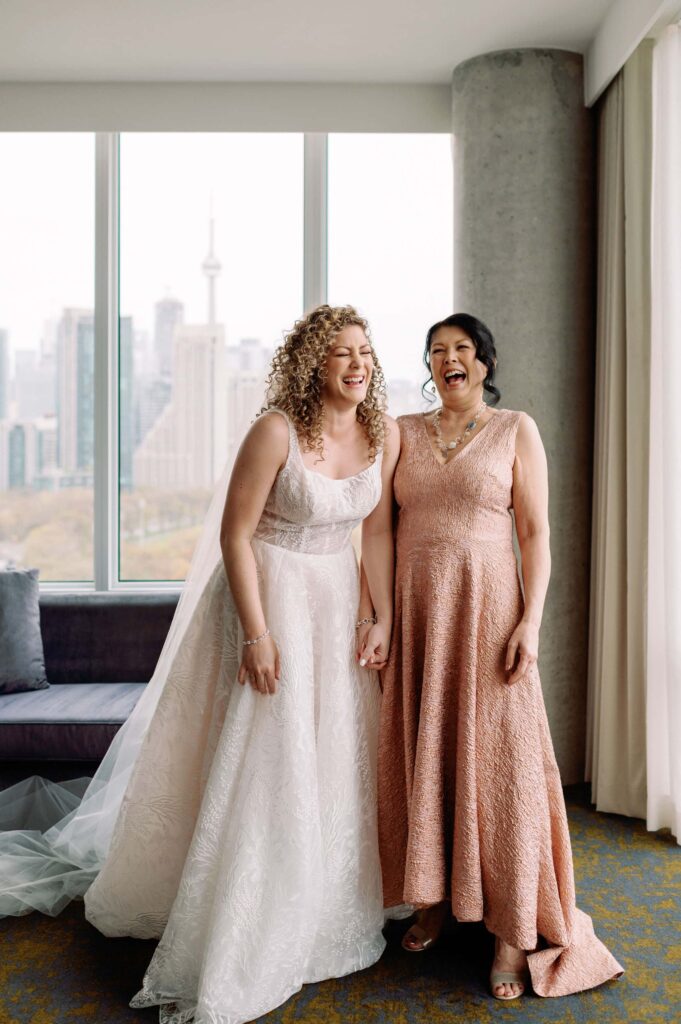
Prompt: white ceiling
<box><xmin>0</xmin><ymin>0</ymin><xmax>615</xmax><ymax>83</ymax></box>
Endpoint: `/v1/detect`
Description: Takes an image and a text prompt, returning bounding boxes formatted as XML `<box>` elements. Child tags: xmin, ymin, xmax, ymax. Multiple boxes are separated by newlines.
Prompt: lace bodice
<box><xmin>253</xmin><ymin>410</ymin><xmax>383</xmax><ymax>555</ymax></box>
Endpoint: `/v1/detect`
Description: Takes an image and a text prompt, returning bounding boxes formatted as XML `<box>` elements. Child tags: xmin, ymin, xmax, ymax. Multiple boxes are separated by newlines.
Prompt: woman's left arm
<box><xmin>506</xmin><ymin>413</ymin><xmax>551</xmax><ymax>685</ymax></box>
<box><xmin>358</xmin><ymin>415</ymin><xmax>401</xmax><ymax>669</ymax></box>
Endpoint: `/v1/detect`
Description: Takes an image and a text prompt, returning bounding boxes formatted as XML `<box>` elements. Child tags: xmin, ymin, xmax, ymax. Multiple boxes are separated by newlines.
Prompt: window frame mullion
<box><xmin>303</xmin><ymin>133</ymin><xmax>328</xmax><ymax>312</ymax></box>
<box><xmin>93</xmin><ymin>132</ymin><xmax>119</xmax><ymax>592</ymax></box>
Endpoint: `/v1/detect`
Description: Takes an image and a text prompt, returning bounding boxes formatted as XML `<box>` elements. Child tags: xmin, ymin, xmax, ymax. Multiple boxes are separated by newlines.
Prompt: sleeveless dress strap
<box><xmin>497</xmin><ymin>408</ymin><xmax>522</xmax><ymax>443</ymax></box>
<box><xmin>265</xmin><ymin>407</ymin><xmax>299</xmax><ymax>457</ymax></box>
<box><xmin>488</xmin><ymin>408</ymin><xmax>523</xmax><ymax>465</ymax></box>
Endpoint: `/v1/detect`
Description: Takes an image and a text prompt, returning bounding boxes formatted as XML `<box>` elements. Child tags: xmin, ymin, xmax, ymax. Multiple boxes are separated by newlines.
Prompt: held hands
<box><xmin>356</xmin><ymin>621</ymin><xmax>391</xmax><ymax>672</ymax></box>
<box><xmin>238</xmin><ymin>635</ymin><xmax>281</xmax><ymax>695</ymax></box>
<box><xmin>505</xmin><ymin>618</ymin><xmax>539</xmax><ymax>684</ymax></box>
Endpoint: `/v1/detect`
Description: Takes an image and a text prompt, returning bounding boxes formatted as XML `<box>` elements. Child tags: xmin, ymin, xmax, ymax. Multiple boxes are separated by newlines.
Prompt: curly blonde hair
<box><xmin>263</xmin><ymin>305</ymin><xmax>387</xmax><ymax>462</ymax></box>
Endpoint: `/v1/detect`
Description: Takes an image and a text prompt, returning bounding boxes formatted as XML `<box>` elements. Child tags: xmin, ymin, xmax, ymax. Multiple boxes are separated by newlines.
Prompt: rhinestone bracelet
<box><xmin>355</xmin><ymin>616</ymin><xmax>377</xmax><ymax>630</ymax></box>
<box><xmin>242</xmin><ymin>628</ymin><xmax>271</xmax><ymax>647</ymax></box>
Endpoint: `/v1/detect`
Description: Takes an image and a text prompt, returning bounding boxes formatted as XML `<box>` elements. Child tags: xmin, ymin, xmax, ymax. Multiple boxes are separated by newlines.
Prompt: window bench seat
<box><xmin>0</xmin><ymin>683</ymin><xmax>146</xmax><ymax>760</ymax></box>
<box><xmin>0</xmin><ymin>593</ymin><xmax>178</xmax><ymax>762</ymax></box>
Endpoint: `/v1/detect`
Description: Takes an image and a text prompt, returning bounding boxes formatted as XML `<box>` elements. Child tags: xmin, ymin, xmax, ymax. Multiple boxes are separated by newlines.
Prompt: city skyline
<box><xmin>0</xmin><ymin>212</ymin><xmax>431</xmax><ymax>500</ymax></box>
<box><xmin>0</xmin><ymin>130</ymin><xmax>450</xmax><ymax>577</ymax></box>
<box><xmin>0</xmin><ymin>133</ymin><xmax>452</xmax><ymax>383</ymax></box>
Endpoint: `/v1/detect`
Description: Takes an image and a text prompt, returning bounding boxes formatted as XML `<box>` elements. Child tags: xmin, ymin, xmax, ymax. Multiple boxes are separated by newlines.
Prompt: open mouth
<box><xmin>444</xmin><ymin>369</ymin><xmax>466</xmax><ymax>386</ymax></box>
<box><xmin>342</xmin><ymin>375</ymin><xmax>366</xmax><ymax>387</ymax></box>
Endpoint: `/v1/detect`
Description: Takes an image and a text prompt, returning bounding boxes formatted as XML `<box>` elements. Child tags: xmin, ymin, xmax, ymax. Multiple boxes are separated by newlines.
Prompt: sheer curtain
<box><xmin>647</xmin><ymin>24</ymin><xmax>681</xmax><ymax>842</ymax></box>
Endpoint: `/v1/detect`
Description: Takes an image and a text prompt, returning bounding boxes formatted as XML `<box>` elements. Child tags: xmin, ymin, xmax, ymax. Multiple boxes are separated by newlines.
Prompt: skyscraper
<box><xmin>134</xmin><ymin>218</ymin><xmax>227</xmax><ymax>490</ymax></box>
<box><xmin>154</xmin><ymin>296</ymin><xmax>184</xmax><ymax>379</ymax></box>
<box><xmin>33</xmin><ymin>416</ymin><xmax>59</xmax><ymax>489</ymax></box>
<box><xmin>135</xmin><ymin>376</ymin><xmax>172</xmax><ymax>446</ymax></box>
<box><xmin>0</xmin><ymin>329</ymin><xmax>9</xmax><ymax>420</ymax></box>
<box><xmin>225</xmin><ymin>338</ymin><xmax>272</xmax><ymax>454</ymax></box>
<box><xmin>15</xmin><ymin>348</ymin><xmax>56</xmax><ymax>420</ymax></box>
<box><xmin>133</xmin><ymin>324</ymin><xmax>227</xmax><ymax>489</ymax></box>
<box><xmin>56</xmin><ymin>308</ymin><xmax>94</xmax><ymax>478</ymax></box>
<box><xmin>0</xmin><ymin>417</ymin><xmax>58</xmax><ymax>491</ymax></box>
<box><xmin>119</xmin><ymin>316</ymin><xmax>135</xmax><ymax>490</ymax></box>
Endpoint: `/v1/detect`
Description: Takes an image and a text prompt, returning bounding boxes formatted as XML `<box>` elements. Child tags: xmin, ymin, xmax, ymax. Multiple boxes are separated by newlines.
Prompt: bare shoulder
<box><xmin>509</xmin><ymin>411</ymin><xmax>546</xmax><ymax>468</ymax></box>
<box><xmin>514</xmin><ymin>410</ymin><xmax>542</xmax><ymax>443</ymax></box>
<box><xmin>240</xmin><ymin>410</ymin><xmax>290</xmax><ymax>466</ymax></box>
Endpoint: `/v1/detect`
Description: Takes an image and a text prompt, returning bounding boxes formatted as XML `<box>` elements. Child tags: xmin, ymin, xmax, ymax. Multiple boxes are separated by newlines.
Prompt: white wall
<box><xmin>0</xmin><ymin>83</ymin><xmax>451</xmax><ymax>132</ymax></box>
<box><xmin>585</xmin><ymin>0</ymin><xmax>681</xmax><ymax>104</ymax></box>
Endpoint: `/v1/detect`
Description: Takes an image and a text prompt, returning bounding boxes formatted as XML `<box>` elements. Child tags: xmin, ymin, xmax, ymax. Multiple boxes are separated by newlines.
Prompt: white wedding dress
<box><xmin>82</xmin><ymin>409</ymin><xmax>386</xmax><ymax>1024</ymax></box>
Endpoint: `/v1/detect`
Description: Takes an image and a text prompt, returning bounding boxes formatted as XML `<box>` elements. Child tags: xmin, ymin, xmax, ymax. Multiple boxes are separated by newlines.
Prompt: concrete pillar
<box><xmin>451</xmin><ymin>50</ymin><xmax>596</xmax><ymax>783</ymax></box>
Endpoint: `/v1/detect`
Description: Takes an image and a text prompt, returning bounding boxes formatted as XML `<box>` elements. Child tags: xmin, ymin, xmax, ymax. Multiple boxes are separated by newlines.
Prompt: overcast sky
<box><xmin>0</xmin><ymin>132</ymin><xmax>452</xmax><ymax>385</ymax></box>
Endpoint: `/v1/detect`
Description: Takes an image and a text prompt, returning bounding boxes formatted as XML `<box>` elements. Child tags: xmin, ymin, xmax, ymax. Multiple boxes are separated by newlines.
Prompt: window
<box><xmin>328</xmin><ymin>134</ymin><xmax>453</xmax><ymax>415</ymax></box>
<box><xmin>0</xmin><ymin>131</ymin><xmax>452</xmax><ymax>590</ymax></box>
<box><xmin>0</xmin><ymin>134</ymin><xmax>95</xmax><ymax>582</ymax></box>
<box><xmin>118</xmin><ymin>134</ymin><xmax>304</xmax><ymax>581</ymax></box>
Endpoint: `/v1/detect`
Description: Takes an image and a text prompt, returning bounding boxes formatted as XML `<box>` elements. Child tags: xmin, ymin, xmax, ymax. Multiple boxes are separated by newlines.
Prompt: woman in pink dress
<box><xmin>359</xmin><ymin>313</ymin><xmax>623</xmax><ymax>1000</ymax></box>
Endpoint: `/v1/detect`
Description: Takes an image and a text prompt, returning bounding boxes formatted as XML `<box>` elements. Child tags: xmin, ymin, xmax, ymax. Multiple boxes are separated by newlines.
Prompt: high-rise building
<box><xmin>134</xmin><ymin>323</ymin><xmax>227</xmax><ymax>489</ymax></box>
<box><xmin>7</xmin><ymin>424</ymin><xmax>26</xmax><ymax>488</ymax></box>
<box><xmin>135</xmin><ymin>376</ymin><xmax>172</xmax><ymax>446</ymax></box>
<box><xmin>134</xmin><ymin>327</ymin><xmax>156</xmax><ymax>378</ymax></box>
<box><xmin>0</xmin><ymin>416</ymin><xmax>59</xmax><ymax>491</ymax></box>
<box><xmin>225</xmin><ymin>338</ymin><xmax>272</xmax><ymax>454</ymax></box>
<box><xmin>119</xmin><ymin>316</ymin><xmax>135</xmax><ymax>490</ymax></box>
<box><xmin>33</xmin><ymin>416</ymin><xmax>59</xmax><ymax>489</ymax></box>
<box><xmin>0</xmin><ymin>329</ymin><xmax>9</xmax><ymax>420</ymax></box>
<box><xmin>15</xmin><ymin>348</ymin><xmax>56</xmax><ymax>420</ymax></box>
<box><xmin>154</xmin><ymin>296</ymin><xmax>184</xmax><ymax>379</ymax></box>
<box><xmin>134</xmin><ymin>219</ymin><xmax>227</xmax><ymax>490</ymax></box>
<box><xmin>56</xmin><ymin>308</ymin><xmax>94</xmax><ymax>477</ymax></box>
<box><xmin>40</xmin><ymin>319</ymin><xmax>58</xmax><ymax>361</ymax></box>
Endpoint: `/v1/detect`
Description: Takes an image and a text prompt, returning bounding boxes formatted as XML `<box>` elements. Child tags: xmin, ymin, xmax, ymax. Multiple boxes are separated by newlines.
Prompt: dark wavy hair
<box><xmin>422</xmin><ymin>313</ymin><xmax>501</xmax><ymax>406</ymax></box>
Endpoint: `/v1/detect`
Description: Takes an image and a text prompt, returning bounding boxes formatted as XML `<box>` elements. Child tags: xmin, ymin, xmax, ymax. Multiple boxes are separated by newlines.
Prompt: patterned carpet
<box><xmin>0</xmin><ymin>786</ymin><xmax>679</xmax><ymax>1024</ymax></box>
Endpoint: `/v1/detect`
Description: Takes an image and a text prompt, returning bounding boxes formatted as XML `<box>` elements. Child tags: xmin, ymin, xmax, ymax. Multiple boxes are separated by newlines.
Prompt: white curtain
<box><xmin>647</xmin><ymin>24</ymin><xmax>681</xmax><ymax>842</ymax></box>
<box><xmin>586</xmin><ymin>43</ymin><xmax>653</xmax><ymax>822</ymax></box>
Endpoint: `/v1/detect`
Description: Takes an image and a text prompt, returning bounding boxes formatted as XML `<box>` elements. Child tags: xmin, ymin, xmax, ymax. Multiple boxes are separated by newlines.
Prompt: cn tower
<box><xmin>202</xmin><ymin>212</ymin><xmax>222</xmax><ymax>326</ymax></box>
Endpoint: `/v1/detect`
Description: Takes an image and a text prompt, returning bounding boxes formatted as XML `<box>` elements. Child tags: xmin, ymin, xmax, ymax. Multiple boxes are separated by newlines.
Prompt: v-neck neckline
<box><xmin>420</xmin><ymin>409</ymin><xmax>497</xmax><ymax>468</ymax></box>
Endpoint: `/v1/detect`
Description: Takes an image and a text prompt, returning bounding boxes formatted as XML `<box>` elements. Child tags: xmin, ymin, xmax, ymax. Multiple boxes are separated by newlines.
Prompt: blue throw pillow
<box><xmin>0</xmin><ymin>569</ymin><xmax>49</xmax><ymax>694</ymax></box>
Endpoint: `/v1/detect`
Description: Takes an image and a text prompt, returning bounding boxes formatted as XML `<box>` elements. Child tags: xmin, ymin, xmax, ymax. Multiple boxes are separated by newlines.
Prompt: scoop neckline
<box><xmin>270</xmin><ymin>407</ymin><xmax>379</xmax><ymax>482</ymax></box>
<box><xmin>295</xmin><ymin>444</ymin><xmax>377</xmax><ymax>483</ymax></box>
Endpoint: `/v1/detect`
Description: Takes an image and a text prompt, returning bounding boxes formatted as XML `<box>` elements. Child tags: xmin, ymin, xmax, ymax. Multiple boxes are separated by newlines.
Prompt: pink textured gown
<box><xmin>378</xmin><ymin>409</ymin><xmax>623</xmax><ymax>997</ymax></box>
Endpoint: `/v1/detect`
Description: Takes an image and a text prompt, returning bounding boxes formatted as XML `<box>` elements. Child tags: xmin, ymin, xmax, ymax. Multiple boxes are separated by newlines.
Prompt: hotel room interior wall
<box><xmin>451</xmin><ymin>49</ymin><xmax>596</xmax><ymax>783</ymax></box>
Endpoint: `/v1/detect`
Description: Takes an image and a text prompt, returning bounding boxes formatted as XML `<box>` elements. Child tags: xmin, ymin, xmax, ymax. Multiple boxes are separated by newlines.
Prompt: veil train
<box><xmin>0</xmin><ymin>462</ymin><xmax>232</xmax><ymax>919</ymax></box>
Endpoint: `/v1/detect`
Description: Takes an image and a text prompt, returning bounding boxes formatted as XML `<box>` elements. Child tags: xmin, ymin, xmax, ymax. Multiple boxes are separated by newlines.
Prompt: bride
<box><xmin>1</xmin><ymin>305</ymin><xmax>400</xmax><ymax>1024</ymax></box>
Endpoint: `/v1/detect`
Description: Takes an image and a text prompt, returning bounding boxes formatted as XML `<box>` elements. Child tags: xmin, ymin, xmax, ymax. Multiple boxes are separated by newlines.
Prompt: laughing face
<box><xmin>429</xmin><ymin>326</ymin><xmax>488</xmax><ymax>404</ymax></box>
<box><xmin>323</xmin><ymin>324</ymin><xmax>374</xmax><ymax>406</ymax></box>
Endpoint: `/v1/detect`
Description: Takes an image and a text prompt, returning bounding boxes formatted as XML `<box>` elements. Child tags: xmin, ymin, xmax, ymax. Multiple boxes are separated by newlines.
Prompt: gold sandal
<box><xmin>401</xmin><ymin>922</ymin><xmax>441</xmax><ymax>953</ymax></box>
<box><xmin>489</xmin><ymin>968</ymin><xmax>528</xmax><ymax>1000</ymax></box>
<box><xmin>490</xmin><ymin>938</ymin><xmax>529</xmax><ymax>1000</ymax></box>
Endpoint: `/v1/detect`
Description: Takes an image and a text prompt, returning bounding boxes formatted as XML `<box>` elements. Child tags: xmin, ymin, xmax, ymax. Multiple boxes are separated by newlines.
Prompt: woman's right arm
<box><xmin>219</xmin><ymin>412</ymin><xmax>289</xmax><ymax>695</ymax></box>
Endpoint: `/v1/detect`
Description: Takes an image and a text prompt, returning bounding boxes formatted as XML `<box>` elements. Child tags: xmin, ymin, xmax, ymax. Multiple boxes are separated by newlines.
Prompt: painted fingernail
<box><xmin>359</xmin><ymin>658</ymin><xmax>367</xmax><ymax>667</ymax></box>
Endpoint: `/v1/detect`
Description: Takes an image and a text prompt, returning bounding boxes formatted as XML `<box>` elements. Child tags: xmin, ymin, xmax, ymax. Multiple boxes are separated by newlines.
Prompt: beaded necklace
<box><xmin>431</xmin><ymin>401</ymin><xmax>487</xmax><ymax>459</ymax></box>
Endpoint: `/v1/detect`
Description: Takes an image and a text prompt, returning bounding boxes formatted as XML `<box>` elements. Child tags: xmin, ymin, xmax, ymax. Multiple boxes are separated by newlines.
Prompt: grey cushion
<box><xmin>0</xmin><ymin>682</ymin><xmax>145</xmax><ymax>760</ymax></box>
<box><xmin>0</xmin><ymin>569</ymin><xmax>49</xmax><ymax>695</ymax></box>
